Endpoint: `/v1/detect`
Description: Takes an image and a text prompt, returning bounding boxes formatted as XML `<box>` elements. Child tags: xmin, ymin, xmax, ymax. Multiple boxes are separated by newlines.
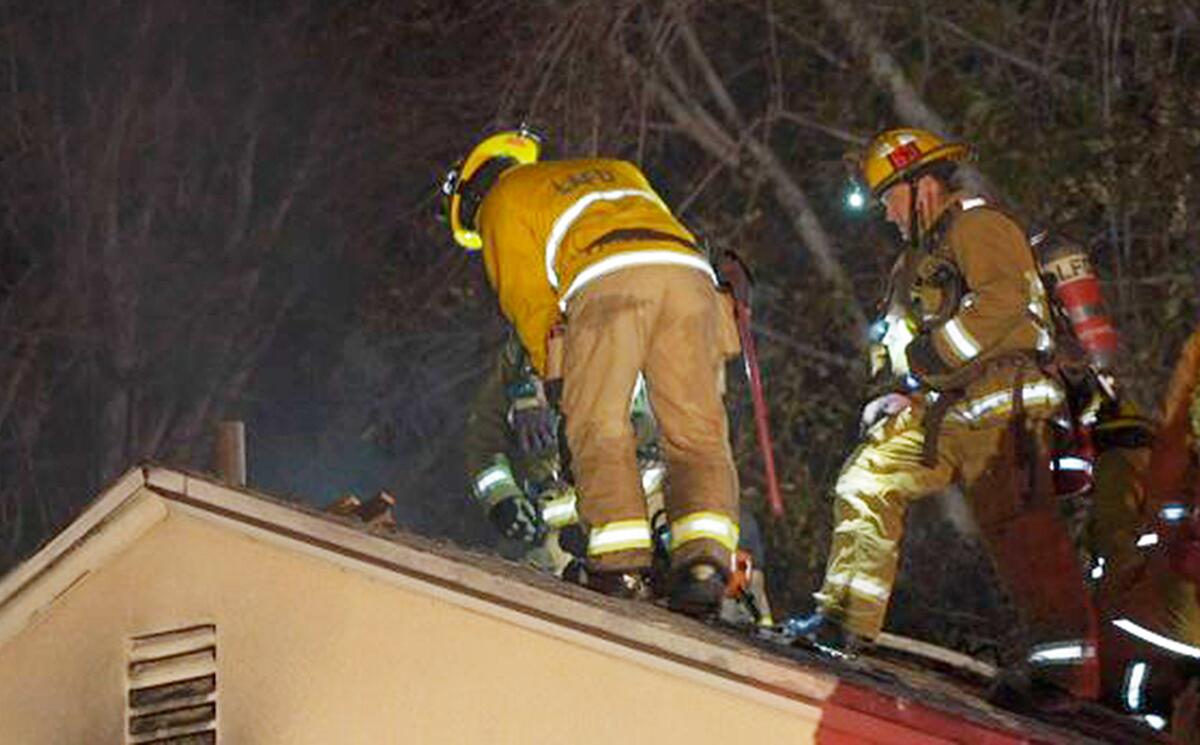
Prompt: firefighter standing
<box><xmin>1146</xmin><ymin>324</ymin><xmax>1200</xmax><ymax>511</ymax></box>
<box><xmin>1085</xmin><ymin>325</ymin><xmax>1200</xmax><ymax>726</ymax></box>
<box><xmin>790</xmin><ymin>128</ymin><xmax>1097</xmax><ymax>702</ymax></box>
<box><xmin>1087</xmin><ymin>405</ymin><xmax>1200</xmax><ymax>728</ymax></box>
<box><xmin>443</xmin><ymin>129</ymin><xmax>742</xmax><ymax>616</ymax></box>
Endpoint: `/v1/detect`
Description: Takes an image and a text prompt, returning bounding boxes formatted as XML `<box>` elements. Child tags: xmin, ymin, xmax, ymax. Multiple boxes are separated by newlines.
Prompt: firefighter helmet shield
<box><xmin>858</xmin><ymin>128</ymin><xmax>970</xmax><ymax>198</ymax></box>
<box><xmin>443</xmin><ymin>128</ymin><xmax>542</xmax><ymax>250</ymax></box>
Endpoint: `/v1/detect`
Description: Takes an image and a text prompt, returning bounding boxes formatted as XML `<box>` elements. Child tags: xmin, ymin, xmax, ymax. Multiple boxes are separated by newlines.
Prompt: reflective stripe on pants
<box><xmin>587</xmin><ymin>519</ymin><xmax>653</xmax><ymax>557</ymax></box>
<box><xmin>669</xmin><ymin>510</ymin><xmax>739</xmax><ymax>554</ymax></box>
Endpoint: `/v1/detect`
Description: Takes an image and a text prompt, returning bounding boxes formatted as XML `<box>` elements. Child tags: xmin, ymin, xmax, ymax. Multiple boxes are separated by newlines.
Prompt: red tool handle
<box><xmin>734</xmin><ymin>299</ymin><xmax>784</xmax><ymax>518</ymax></box>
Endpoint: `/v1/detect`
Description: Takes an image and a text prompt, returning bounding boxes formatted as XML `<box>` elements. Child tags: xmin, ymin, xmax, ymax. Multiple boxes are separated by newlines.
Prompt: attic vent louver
<box><xmin>127</xmin><ymin>624</ymin><xmax>217</xmax><ymax>745</ymax></box>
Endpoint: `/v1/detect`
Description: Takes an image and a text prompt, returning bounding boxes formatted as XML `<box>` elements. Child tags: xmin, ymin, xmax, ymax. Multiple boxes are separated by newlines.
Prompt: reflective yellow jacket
<box><xmin>476</xmin><ymin>159</ymin><xmax>712</xmax><ymax>374</ymax></box>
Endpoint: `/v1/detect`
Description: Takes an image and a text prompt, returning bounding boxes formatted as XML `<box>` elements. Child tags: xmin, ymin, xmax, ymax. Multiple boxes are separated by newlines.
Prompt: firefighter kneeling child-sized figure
<box><xmin>443</xmin><ymin>128</ymin><xmax>742</xmax><ymax>618</ymax></box>
<box><xmin>785</xmin><ymin>128</ymin><xmax>1099</xmax><ymax>709</ymax></box>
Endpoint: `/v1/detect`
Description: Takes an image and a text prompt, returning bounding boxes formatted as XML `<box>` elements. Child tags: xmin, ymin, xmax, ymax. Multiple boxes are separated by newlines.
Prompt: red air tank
<box><xmin>1031</xmin><ymin>231</ymin><xmax>1120</xmax><ymax>370</ymax></box>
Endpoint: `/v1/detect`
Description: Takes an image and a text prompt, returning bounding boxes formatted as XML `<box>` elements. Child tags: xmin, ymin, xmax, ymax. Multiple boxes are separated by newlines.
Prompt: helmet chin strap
<box><xmin>906</xmin><ymin>177</ymin><xmax>922</xmax><ymax>252</ymax></box>
<box><xmin>906</xmin><ymin>175</ymin><xmax>940</xmax><ymax>253</ymax></box>
<box><xmin>459</xmin><ymin>156</ymin><xmax>516</xmax><ymax>230</ymax></box>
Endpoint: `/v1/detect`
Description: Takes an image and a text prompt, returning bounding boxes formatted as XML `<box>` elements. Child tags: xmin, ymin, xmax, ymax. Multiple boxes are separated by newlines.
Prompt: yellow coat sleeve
<box><xmin>477</xmin><ymin>182</ymin><xmax>561</xmax><ymax>376</ymax></box>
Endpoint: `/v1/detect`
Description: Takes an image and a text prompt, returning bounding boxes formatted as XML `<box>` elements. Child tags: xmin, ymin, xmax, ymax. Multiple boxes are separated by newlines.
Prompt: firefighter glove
<box><xmin>510</xmin><ymin>403</ymin><xmax>556</xmax><ymax>455</ymax></box>
<box><xmin>489</xmin><ymin>495</ymin><xmax>547</xmax><ymax>545</ymax></box>
<box><xmin>507</xmin><ymin>377</ymin><xmax>557</xmax><ymax>455</ymax></box>
<box><xmin>860</xmin><ymin>392</ymin><xmax>912</xmax><ymax>434</ymax></box>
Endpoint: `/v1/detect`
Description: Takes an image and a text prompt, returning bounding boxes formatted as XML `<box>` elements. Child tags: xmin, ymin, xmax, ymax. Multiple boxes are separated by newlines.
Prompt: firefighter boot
<box><xmin>586</xmin><ymin>568</ymin><xmax>655</xmax><ymax>602</ymax></box>
<box><xmin>668</xmin><ymin>560</ymin><xmax>727</xmax><ymax>618</ymax></box>
<box><xmin>987</xmin><ymin>664</ymin><xmax>1081</xmax><ymax>715</ymax></box>
<box><xmin>782</xmin><ymin>612</ymin><xmax>866</xmax><ymax>655</ymax></box>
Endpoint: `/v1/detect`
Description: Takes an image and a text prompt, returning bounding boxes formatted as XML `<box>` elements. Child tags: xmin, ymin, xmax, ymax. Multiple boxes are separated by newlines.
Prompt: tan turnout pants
<box><xmin>817</xmin><ymin>394</ymin><xmax>1097</xmax><ymax>695</ymax></box>
<box><xmin>561</xmin><ymin>264</ymin><xmax>739</xmax><ymax>574</ymax></box>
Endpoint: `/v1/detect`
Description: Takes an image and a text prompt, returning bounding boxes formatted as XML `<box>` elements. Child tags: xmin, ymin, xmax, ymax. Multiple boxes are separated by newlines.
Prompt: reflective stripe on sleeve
<box><xmin>544</xmin><ymin>189</ymin><xmax>663</xmax><ymax>289</ymax></box>
<box><xmin>1113</xmin><ymin>618</ymin><xmax>1200</xmax><ymax>659</ymax></box>
<box><xmin>668</xmin><ymin>511</ymin><xmax>739</xmax><ymax>553</ymax></box>
<box><xmin>1026</xmin><ymin>270</ymin><xmax>1051</xmax><ymax>323</ymax></box>
<box><xmin>471</xmin><ymin>463</ymin><xmax>518</xmax><ymax>506</ymax></box>
<box><xmin>1026</xmin><ymin>270</ymin><xmax>1056</xmax><ymax>353</ymax></box>
<box><xmin>938</xmin><ymin>318</ymin><xmax>982</xmax><ymax>362</ymax></box>
<box><xmin>541</xmin><ymin>492</ymin><xmax>579</xmax><ymax>528</ymax></box>
<box><xmin>588</xmin><ymin>519</ymin><xmax>653</xmax><ymax>556</ymax></box>
<box><xmin>1028</xmin><ymin>640</ymin><xmax>1096</xmax><ymax>667</ymax></box>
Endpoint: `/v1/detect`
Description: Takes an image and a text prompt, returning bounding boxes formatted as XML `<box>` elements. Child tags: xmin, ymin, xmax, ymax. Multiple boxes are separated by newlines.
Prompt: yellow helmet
<box><xmin>859</xmin><ymin>128</ymin><xmax>970</xmax><ymax>198</ymax></box>
<box><xmin>441</xmin><ymin>128</ymin><xmax>542</xmax><ymax>250</ymax></box>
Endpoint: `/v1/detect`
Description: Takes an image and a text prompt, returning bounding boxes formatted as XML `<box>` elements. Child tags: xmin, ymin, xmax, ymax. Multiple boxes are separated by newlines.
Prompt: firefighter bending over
<box><xmin>463</xmin><ymin>332</ymin><xmax>662</xmax><ymax>579</ymax></box>
<box><xmin>789</xmin><ymin>128</ymin><xmax>1097</xmax><ymax>705</ymax></box>
<box><xmin>443</xmin><ymin>129</ymin><xmax>742</xmax><ymax>617</ymax></box>
<box><xmin>464</xmin><ymin>332</ymin><xmax>774</xmax><ymax>625</ymax></box>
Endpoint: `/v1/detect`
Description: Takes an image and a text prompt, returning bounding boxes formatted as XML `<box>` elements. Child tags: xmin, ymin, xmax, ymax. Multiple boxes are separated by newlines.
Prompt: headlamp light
<box><xmin>867</xmin><ymin>318</ymin><xmax>888</xmax><ymax>343</ymax></box>
<box><xmin>845</xmin><ymin>185</ymin><xmax>867</xmax><ymax>211</ymax></box>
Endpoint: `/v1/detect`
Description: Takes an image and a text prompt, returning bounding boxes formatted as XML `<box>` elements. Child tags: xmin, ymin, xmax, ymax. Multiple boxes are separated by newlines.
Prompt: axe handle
<box><xmin>734</xmin><ymin>299</ymin><xmax>784</xmax><ymax>518</ymax></box>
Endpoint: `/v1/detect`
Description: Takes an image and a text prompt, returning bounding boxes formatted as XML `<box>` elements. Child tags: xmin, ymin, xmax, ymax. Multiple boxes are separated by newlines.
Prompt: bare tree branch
<box><xmin>625</xmin><ymin>12</ymin><xmax>865</xmax><ymax>328</ymax></box>
<box><xmin>816</xmin><ymin>0</ymin><xmax>994</xmax><ymax>198</ymax></box>
<box><xmin>776</xmin><ymin>111</ymin><xmax>868</xmax><ymax>146</ymax></box>
<box><xmin>931</xmin><ymin>15</ymin><xmax>1082</xmax><ymax>89</ymax></box>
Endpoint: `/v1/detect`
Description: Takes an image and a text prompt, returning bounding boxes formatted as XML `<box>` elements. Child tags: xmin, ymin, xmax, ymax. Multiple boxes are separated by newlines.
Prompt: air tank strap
<box><xmin>921</xmin><ymin>389</ymin><xmax>964</xmax><ymax>467</ymax></box>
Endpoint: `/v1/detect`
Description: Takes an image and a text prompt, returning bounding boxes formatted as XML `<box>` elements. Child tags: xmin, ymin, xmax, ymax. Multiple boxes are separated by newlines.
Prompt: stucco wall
<box><xmin>0</xmin><ymin>503</ymin><xmax>819</xmax><ymax>743</ymax></box>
